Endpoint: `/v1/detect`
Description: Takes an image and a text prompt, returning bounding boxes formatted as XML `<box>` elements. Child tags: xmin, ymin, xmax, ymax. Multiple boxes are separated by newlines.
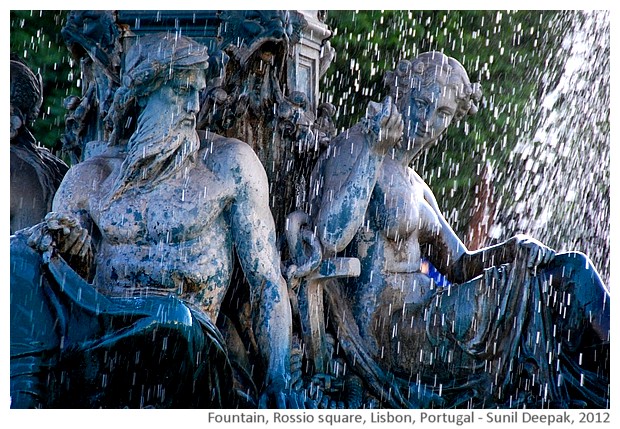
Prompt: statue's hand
<box><xmin>363</xmin><ymin>96</ymin><xmax>403</xmax><ymax>154</ymax></box>
<box><xmin>26</xmin><ymin>212</ymin><xmax>92</xmax><ymax>265</ymax></box>
<box><xmin>514</xmin><ymin>234</ymin><xmax>555</xmax><ymax>270</ymax></box>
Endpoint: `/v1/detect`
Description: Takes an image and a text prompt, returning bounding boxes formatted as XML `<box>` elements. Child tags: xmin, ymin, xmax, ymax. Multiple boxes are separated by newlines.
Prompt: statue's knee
<box><xmin>551</xmin><ymin>251</ymin><xmax>597</xmax><ymax>277</ymax></box>
<box><xmin>147</xmin><ymin>296</ymin><xmax>195</xmax><ymax>328</ymax></box>
<box><xmin>557</xmin><ymin>251</ymin><xmax>589</xmax><ymax>266</ymax></box>
<box><xmin>551</xmin><ymin>251</ymin><xmax>607</xmax><ymax>302</ymax></box>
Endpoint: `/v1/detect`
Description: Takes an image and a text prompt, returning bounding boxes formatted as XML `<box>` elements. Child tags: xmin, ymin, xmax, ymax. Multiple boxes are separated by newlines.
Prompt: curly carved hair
<box><xmin>383</xmin><ymin>51</ymin><xmax>482</xmax><ymax>123</ymax></box>
<box><xmin>105</xmin><ymin>32</ymin><xmax>210</xmax><ymax>145</ymax></box>
<box><xmin>10</xmin><ymin>58</ymin><xmax>43</xmax><ymax>125</ymax></box>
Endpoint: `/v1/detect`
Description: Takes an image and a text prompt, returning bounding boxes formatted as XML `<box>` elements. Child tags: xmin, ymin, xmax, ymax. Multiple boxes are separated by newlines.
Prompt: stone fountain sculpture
<box><xmin>10</xmin><ymin>57</ymin><xmax>69</xmax><ymax>234</ymax></box>
<box><xmin>10</xmin><ymin>11</ymin><xmax>609</xmax><ymax>409</ymax></box>
<box><xmin>11</xmin><ymin>31</ymin><xmax>296</xmax><ymax>409</ymax></box>
<box><xmin>294</xmin><ymin>51</ymin><xmax>610</xmax><ymax>409</ymax></box>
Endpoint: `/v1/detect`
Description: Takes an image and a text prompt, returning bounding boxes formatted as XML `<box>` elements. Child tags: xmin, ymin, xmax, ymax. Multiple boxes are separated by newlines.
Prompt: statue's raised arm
<box><xmin>309</xmin><ymin>96</ymin><xmax>403</xmax><ymax>256</ymax></box>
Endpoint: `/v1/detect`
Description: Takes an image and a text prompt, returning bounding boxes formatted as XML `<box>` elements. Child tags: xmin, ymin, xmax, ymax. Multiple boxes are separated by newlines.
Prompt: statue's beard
<box><xmin>108</xmin><ymin>107</ymin><xmax>199</xmax><ymax>201</ymax></box>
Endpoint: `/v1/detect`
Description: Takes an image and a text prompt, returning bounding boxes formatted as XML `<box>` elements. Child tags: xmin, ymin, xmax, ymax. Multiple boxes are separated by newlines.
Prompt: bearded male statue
<box><xmin>11</xmin><ymin>33</ymin><xmax>295</xmax><ymax>409</ymax></box>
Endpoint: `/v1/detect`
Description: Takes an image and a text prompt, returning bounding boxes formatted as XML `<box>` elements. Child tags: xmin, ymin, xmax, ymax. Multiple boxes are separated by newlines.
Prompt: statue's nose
<box><xmin>186</xmin><ymin>93</ymin><xmax>200</xmax><ymax>114</ymax></box>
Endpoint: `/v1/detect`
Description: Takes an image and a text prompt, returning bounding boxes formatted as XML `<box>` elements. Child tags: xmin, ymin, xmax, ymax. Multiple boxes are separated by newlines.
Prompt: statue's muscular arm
<box><xmin>217</xmin><ymin>139</ymin><xmax>293</xmax><ymax>406</ymax></box>
<box><xmin>42</xmin><ymin>156</ymin><xmax>115</xmax><ymax>268</ymax></box>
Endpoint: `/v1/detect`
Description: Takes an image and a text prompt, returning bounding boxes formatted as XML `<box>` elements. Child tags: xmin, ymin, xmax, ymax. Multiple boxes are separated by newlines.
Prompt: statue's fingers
<box><xmin>386</xmin><ymin>120</ymin><xmax>403</xmax><ymax>142</ymax></box>
<box><xmin>381</xmin><ymin>95</ymin><xmax>393</xmax><ymax>109</ymax></box>
<box><xmin>46</xmin><ymin>212</ymin><xmax>78</xmax><ymax>229</ymax></box>
<box><xmin>537</xmin><ymin>247</ymin><xmax>545</xmax><ymax>267</ymax></box>
<box><xmin>396</xmin><ymin>116</ymin><xmax>405</xmax><ymax>132</ymax></box>
<box><xmin>44</xmin><ymin>211</ymin><xmax>59</xmax><ymax>221</ymax></box>
<box><xmin>46</xmin><ymin>218</ymin><xmax>62</xmax><ymax>230</ymax></box>
<box><xmin>39</xmin><ymin>233</ymin><xmax>54</xmax><ymax>252</ymax></box>
<box><xmin>524</xmin><ymin>245</ymin><xmax>532</xmax><ymax>266</ymax></box>
<box><xmin>26</xmin><ymin>226</ymin><xmax>44</xmax><ymax>248</ymax></box>
<box><xmin>366</xmin><ymin>101</ymin><xmax>382</xmax><ymax>119</ymax></box>
<box><xmin>392</xmin><ymin>119</ymin><xmax>405</xmax><ymax>142</ymax></box>
<box><xmin>385</xmin><ymin>105</ymin><xmax>401</xmax><ymax>128</ymax></box>
<box><xmin>60</xmin><ymin>215</ymin><xmax>79</xmax><ymax>229</ymax></box>
<box><xmin>59</xmin><ymin>226</ymin><xmax>82</xmax><ymax>253</ymax></box>
<box><xmin>539</xmin><ymin>247</ymin><xmax>549</xmax><ymax>265</ymax></box>
<box><xmin>77</xmin><ymin>230</ymin><xmax>92</xmax><ymax>259</ymax></box>
<box><xmin>380</xmin><ymin>97</ymin><xmax>393</xmax><ymax>123</ymax></box>
<box><xmin>389</xmin><ymin>116</ymin><xmax>404</xmax><ymax>138</ymax></box>
<box><xmin>537</xmin><ymin>247</ymin><xmax>551</xmax><ymax>267</ymax></box>
<box><xmin>45</xmin><ymin>212</ymin><xmax>67</xmax><ymax>227</ymax></box>
<box><xmin>527</xmin><ymin>246</ymin><xmax>538</xmax><ymax>268</ymax></box>
<box><xmin>544</xmin><ymin>249</ymin><xmax>556</xmax><ymax>264</ymax></box>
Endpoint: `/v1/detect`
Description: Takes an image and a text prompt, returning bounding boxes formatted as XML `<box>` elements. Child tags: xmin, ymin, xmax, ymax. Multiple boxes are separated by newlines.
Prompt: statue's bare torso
<box><xmin>313</xmin><ymin>122</ymin><xmax>449</xmax><ymax>374</ymax></box>
<box><xmin>54</xmin><ymin>135</ymin><xmax>256</xmax><ymax>321</ymax></box>
<box><xmin>348</xmin><ymin>158</ymin><xmax>443</xmax><ymax>372</ymax></box>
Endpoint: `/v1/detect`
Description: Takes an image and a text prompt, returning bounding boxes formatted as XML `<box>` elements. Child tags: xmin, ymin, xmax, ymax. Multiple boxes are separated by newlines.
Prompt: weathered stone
<box><xmin>11</xmin><ymin>32</ymin><xmax>294</xmax><ymax>409</ymax></box>
<box><xmin>304</xmin><ymin>51</ymin><xmax>609</xmax><ymax>408</ymax></box>
<box><xmin>10</xmin><ymin>12</ymin><xmax>609</xmax><ymax>410</ymax></box>
<box><xmin>10</xmin><ymin>57</ymin><xmax>68</xmax><ymax>234</ymax></box>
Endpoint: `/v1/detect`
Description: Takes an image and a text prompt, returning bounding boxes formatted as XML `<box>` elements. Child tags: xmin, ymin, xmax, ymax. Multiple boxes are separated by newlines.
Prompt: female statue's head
<box><xmin>384</xmin><ymin>51</ymin><xmax>481</xmax><ymax>153</ymax></box>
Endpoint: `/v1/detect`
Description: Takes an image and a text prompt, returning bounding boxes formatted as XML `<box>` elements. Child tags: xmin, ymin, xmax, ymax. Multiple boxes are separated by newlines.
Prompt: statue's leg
<box><xmin>68</xmin><ymin>295</ymin><xmax>199</xmax><ymax>408</ymax></box>
<box><xmin>66</xmin><ymin>294</ymin><xmax>235</xmax><ymax>408</ymax></box>
<box><xmin>539</xmin><ymin>252</ymin><xmax>610</xmax><ymax>407</ymax></box>
<box><xmin>545</xmin><ymin>252</ymin><xmax>609</xmax><ymax>341</ymax></box>
<box><xmin>10</xmin><ymin>235</ymin><xmax>61</xmax><ymax>408</ymax></box>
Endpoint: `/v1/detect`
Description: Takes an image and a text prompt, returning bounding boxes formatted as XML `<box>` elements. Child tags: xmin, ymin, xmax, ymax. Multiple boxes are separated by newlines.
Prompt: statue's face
<box><xmin>144</xmin><ymin>69</ymin><xmax>207</xmax><ymax>132</ymax></box>
<box><xmin>404</xmin><ymin>76</ymin><xmax>458</xmax><ymax>151</ymax></box>
<box><xmin>10</xmin><ymin>104</ymin><xmax>23</xmax><ymax>140</ymax></box>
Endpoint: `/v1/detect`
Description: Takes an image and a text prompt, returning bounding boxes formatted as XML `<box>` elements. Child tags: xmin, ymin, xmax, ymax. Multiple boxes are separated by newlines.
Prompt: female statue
<box><xmin>308</xmin><ymin>51</ymin><xmax>609</xmax><ymax>408</ymax></box>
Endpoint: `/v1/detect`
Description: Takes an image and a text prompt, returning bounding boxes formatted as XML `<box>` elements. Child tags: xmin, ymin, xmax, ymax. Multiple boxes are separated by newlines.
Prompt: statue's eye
<box><xmin>176</xmin><ymin>86</ymin><xmax>190</xmax><ymax>95</ymax></box>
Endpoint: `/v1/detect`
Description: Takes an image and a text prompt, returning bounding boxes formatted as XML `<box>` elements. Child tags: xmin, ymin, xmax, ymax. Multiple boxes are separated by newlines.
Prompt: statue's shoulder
<box><xmin>330</xmin><ymin>122</ymin><xmax>366</xmax><ymax>147</ymax></box>
<box><xmin>199</xmin><ymin>132</ymin><xmax>263</xmax><ymax>172</ymax></box>
<box><xmin>313</xmin><ymin>123</ymin><xmax>367</xmax><ymax>175</ymax></box>
<box><xmin>325</xmin><ymin>123</ymin><xmax>367</xmax><ymax>157</ymax></box>
<box><xmin>63</xmin><ymin>147</ymin><xmax>123</xmax><ymax>188</ymax></box>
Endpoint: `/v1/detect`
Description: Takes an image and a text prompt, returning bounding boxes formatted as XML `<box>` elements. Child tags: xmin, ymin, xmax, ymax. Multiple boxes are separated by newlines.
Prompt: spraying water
<box><xmin>491</xmin><ymin>10</ymin><xmax>610</xmax><ymax>285</ymax></box>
